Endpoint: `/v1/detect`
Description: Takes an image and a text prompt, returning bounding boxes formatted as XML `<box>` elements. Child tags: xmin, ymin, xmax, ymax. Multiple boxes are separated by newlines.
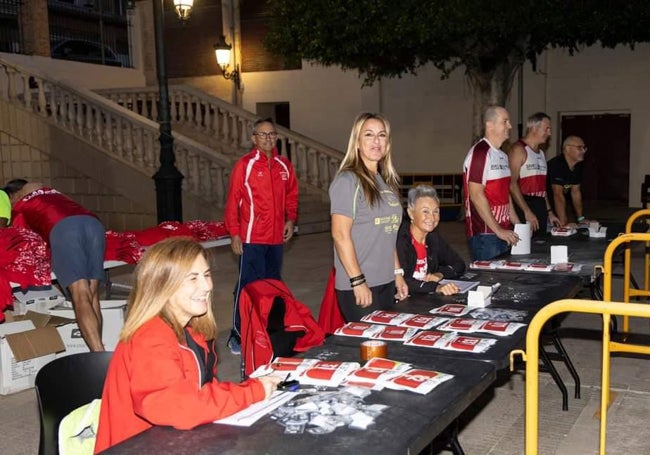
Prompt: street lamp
<box><xmin>151</xmin><ymin>0</ymin><xmax>191</xmax><ymax>222</ymax></box>
<box><xmin>213</xmin><ymin>34</ymin><xmax>241</xmax><ymax>90</ymax></box>
<box><xmin>172</xmin><ymin>0</ymin><xmax>193</xmax><ymax>20</ymax></box>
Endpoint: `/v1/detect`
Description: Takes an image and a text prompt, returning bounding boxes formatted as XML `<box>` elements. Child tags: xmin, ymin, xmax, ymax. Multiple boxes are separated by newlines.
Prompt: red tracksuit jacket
<box><xmin>224</xmin><ymin>148</ymin><xmax>298</xmax><ymax>244</ymax></box>
<box><xmin>94</xmin><ymin>317</ymin><xmax>266</xmax><ymax>453</ymax></box>
<box><xmin>239</xmin><ymin>279</ymin><xmax>325</xmax><ymax>377</ymax></box>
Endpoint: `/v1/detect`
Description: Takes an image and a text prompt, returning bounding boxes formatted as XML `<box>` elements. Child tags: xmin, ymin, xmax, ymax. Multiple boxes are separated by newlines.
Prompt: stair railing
<box><xmin>0</xmin><ymin>56</ymin><xmax>232</xmax><ymax>208</ymax></box>
<box><xmin>98</xmin><ymin>84</ymin><xmax>344</xmax><ymax>198</ymax></box>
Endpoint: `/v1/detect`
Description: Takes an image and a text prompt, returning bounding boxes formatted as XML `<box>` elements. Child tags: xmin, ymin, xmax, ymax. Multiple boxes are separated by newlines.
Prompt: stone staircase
<box><xmin>0</xmin><ymin>56</ymin><xmax>337</xmax><ymax>233</ymax></box>
<box><xmin>96</xmin><ymin>84</ymin><xmax>335</xmax><ymax>233</ymax></box>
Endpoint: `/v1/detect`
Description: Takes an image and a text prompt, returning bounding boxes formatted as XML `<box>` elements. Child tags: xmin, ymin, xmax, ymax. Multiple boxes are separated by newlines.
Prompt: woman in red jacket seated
<box><xmin>95</xmin><ymin>238</ymin><xmax>281</xmax><ymax>453</ymax></box>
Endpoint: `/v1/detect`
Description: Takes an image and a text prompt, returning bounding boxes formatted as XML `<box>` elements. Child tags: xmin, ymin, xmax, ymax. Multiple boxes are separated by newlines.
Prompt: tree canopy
<box><xmin>266</xmin><ymin>0</ymin><xmax>650</xmax><ymax>136</ymax></box>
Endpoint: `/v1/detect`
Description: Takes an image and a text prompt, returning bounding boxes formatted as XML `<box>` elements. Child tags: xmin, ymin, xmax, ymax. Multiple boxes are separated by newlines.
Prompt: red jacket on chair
<box><xmin>239</xmin><ymin>279</ymin><xmax>324</xmax><ymax>377</ymax></box>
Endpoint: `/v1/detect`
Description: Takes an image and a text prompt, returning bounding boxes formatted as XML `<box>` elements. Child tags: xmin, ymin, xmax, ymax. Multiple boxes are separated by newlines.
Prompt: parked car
<box><xmin>51</xmin><ymin>39</ymin><xmax>122</xmax><ymax>67</ymax></box>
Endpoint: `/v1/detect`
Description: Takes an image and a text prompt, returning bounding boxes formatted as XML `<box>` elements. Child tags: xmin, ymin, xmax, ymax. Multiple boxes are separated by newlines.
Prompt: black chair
<box><xmin>34</xmin><ymin>352</ymin><xmax>113</xmax><ymax>455</ymax></box>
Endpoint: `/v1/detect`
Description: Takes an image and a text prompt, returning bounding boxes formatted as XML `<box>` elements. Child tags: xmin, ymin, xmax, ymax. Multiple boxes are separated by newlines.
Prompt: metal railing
<box><xmin>511</xmin><ymin>298</ymin><xmax>650</xmax><ymax>455</ymax></box>
<box><xmin>0</xmin><ymin>56</ymin><xmax>231</xmax><ymax>209</ymax></box>
<box><xmin>97</xmin><ymin>85</ymin><xmax>344</xmax><ymax>199</ymax></box>
<box><xmin>622</xmin><ymin>210</ymin><xmax>650</xmax><ymax>321</ymax></box>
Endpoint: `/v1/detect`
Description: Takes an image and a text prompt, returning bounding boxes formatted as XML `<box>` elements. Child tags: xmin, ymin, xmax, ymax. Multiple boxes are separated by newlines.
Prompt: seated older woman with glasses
<box><xmin>396</xmin><ymin>184</ymin><xmax>467</xmax><ymax>296</ymax></box>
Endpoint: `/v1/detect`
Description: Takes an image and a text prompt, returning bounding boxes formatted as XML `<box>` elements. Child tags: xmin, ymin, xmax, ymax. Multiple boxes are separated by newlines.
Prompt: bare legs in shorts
<box><xmin>68</xmin><ymin>278</ymin><xmax>104</xmax><ymax>351</ymax></box>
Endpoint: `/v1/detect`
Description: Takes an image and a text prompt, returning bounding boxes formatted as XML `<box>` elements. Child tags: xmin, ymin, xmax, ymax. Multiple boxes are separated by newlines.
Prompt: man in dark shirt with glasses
<box><xmin>547</xmin><ymin>135</ymin><xmax>588</xmax><ymax>226</ymax></box>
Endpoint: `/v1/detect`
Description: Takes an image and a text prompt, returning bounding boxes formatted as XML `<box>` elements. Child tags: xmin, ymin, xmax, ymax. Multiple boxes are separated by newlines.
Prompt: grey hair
<box><xmin>407</xmin><ymin>184</ymin><xmax>439</xmax><ymax>209</ymax></box>
<box><xmin>483</xmin><ymin>105</ymin><xmax>504</xmax><ymax>124</ymax></box>
<box><xmin>526</xmin><ymin>112</ymin><xmax>550</xmax><ymax>130</ymax></box>
<box><xmin>251</xmin><ymin>117</ymin><xmax>275</xmax><ymax>135</ymax></box>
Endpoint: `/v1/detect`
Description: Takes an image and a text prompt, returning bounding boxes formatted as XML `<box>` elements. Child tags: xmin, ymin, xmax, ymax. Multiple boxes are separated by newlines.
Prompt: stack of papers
<box><xmin>404</xmin><ymin>331</ymin><xmax>497</xmax><ymax>353</ymax></box>
<box><xmin>551</xmin><ymin>227</ymin><xmax>576</xmax><ymax>236</ymax></box>
<box><xmin>470</xmin><ymin>260</ymin><xmax>502</xmax><ymax>269</ymax></box>
<box><xmin>343</xmin><ymin>357</ymin><xmax>454</xmax><ymax>395</ymax></box>
<box><xmin>299</xmin><ymin>360</ymin><xmax>361</xmax><ymax>387</ymax></box>
<box><xmin>361</xmin><ymin>310</ymin><xmax>413</xmax><ymax>325</ymax></box>
<box><xmin>524</xmin><ymin>263</ymin><xmax>554</xmax><ymax>272</ymax></box>
<box><xmin>334</xmin><ymin>322</ymin><xmax>419</xmax><ymax>341</ymax></box>
<box><xmin>383</xmin><ymin>368</ymin><xmax>454</xmax><ymax>395</ymax></box>
<box><xmin>500</xmin><ymin>261</ymin><xmax>525</xmax><ymax>270</ymax></box>
<box><xmin>469</xmin><ymin>260</ymin><xmax>583</xmax><ymax>273</ymax></box>
<box><xmin>342</xmin><ymin>357</ymin><xmax>412</xmax><ymax>389</ymax></box>
<box><xmin>250</xmin><ymin>357</ymin><xmax>319</xmax><ymax>380</ymax></box>
<box><xmin>437</xmin><ymin>318</ymin><xmax>526</xmax><ymax>336</ymax></box>
<box><xmin>214</xmin><ymin>391</ymin><xmax>296</xmax><ymax>426</ymax></box>
<box><xmin>361</xmin><ymin>310</ymin><xmax>448</xmax><ymax>330</ymax></box>
<box><xmin>429</xmin><ymin>304</ymin><xmax>472</xmax><ymax>317</ymax></box>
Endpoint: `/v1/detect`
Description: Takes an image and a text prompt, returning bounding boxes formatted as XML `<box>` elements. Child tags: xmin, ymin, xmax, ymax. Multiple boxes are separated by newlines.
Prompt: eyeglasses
<box><xmin>254</xmin><ymin>131</ymin><xmax>278</xmax><ymax>140</ymax></box>
<box><xmin>567</xmin><ymin>144</ymin><xmax>587</xmax><ymax>151</ymax></box>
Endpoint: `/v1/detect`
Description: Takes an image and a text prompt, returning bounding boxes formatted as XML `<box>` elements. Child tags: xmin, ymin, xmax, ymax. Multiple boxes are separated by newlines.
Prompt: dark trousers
<box><xmin>336</xmin><ymin>282</ymin><xmax>396</xmax><ymax>322</ymax></box>
<box><xmin>514</xmin><ymin>195</ymin><xmax>548</xmax><ymax>237</ymax></box>
<box><xmin>469</xmin><ymin>234</ymin><xmax>509</xmax><ymax>261</ymax></box>
<box><xmin>231</xmin><ymin>243</ymin><xmax>283</xmax><ymax>338</ymax></box>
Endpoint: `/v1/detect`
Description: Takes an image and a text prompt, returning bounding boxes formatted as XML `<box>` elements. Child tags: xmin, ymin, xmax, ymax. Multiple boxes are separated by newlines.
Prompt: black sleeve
<box><xmin>397</xmin><ymin>229</ymin><xmax>438</xmax><ymax>294</ymax></box>
<box><xmin>429</xmin><ymin>232</ymin><xmax>466</xmax><ymax>279</ymax></box>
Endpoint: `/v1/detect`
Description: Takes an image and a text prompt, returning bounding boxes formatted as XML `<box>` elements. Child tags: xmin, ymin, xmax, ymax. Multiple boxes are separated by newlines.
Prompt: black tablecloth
<box><xmin>100</xmin><ymin>344</ymin><xmax>495</xmax><ymax>455</ymax></box>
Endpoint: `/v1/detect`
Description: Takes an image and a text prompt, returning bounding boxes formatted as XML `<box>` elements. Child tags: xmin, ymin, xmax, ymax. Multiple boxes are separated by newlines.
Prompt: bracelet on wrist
<box><xmin>349</xmin><ymin>273</ymin><xmax>365</xmax><ymax>284</ymax></box>
<box><xmin>350</xmin><ymin>278</ymin><xmax>366</xmax><ymax>287</ymax></box>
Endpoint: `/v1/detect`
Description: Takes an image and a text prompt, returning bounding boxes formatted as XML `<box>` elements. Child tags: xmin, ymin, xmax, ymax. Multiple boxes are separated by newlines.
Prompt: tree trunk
<box><xmin>467</xmin><ymin>55</ymin><xmax>525</xmax><ymax>143</ymax></box>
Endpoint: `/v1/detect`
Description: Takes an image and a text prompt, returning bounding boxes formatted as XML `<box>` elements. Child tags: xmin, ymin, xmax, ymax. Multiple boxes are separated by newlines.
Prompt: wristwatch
<box><xmin>394</xmin><ymin>268</ymin><xmax>405</xmax><ymax>276</ymax></box>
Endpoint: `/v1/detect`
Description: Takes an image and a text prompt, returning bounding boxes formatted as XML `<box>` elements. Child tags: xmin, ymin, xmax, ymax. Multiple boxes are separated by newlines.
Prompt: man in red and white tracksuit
<box><xmin>224</xmin><ymin>118</ymin><xmax>298</xmax><ymax>354</ymax></box>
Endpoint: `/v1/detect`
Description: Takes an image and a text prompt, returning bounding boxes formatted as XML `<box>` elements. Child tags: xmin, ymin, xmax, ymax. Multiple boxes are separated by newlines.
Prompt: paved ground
<box><xmin>3</xmin><ymin>211</ymin><xmax>650</xmax><ymax>454</ymax></box>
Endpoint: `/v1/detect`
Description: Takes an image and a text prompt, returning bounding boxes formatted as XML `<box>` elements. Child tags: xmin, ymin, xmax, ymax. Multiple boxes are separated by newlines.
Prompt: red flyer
<box><xmin>399</xmin><ymin>314</ymin><xmax>447</xmax><ymax>330</ymax></box>
<box><xmin>429</xmin><ymin>304</ymin><xmax>471</xmax><ymax>317</ymax></box>
<box><xmin>299</xmin><ymin>360</ymin><xmax>361</xmax><ymax>387</ymax></box>
<box><xmin>361</xmin><ymin>310</ymin><xmax>412</xmax><ymax>326</ymax></box>
<box><xmin>385</xmin><ymin>368</ymin><xmax>454</xmax><ymax>395</ymax></box>
<box><xmin>403</xmin><ymin>331</ymin><xmax>445</xmax><ymax>347</ymax></box>
<box><xmin>374</xmin><ymin>325</ymin><xmax>418</xmax><ymax>341</ymax></box>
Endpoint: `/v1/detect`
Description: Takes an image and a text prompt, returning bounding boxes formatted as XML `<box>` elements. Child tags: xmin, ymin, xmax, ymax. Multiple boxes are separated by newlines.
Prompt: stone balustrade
<box><xmin>0</xmin><ymin>57</ymin><xmax>231</xmax><ymax>208</ymax></box>
<box><xmin>98</xmin><ymin>85</ymin><xmax>343</xmax><ymax>198</ymax></box>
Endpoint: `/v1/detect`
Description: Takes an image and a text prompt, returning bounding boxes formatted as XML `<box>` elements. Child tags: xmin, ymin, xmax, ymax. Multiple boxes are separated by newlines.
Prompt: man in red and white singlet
<box><xmin>463</xmin><ymin>106</ymin><xmax>520</xmax><ymax>261</ymax></box>
<box><xmin>508</xmin><ymin>112</ymin><xmax>560</xmax><ymax>236</ymax></box>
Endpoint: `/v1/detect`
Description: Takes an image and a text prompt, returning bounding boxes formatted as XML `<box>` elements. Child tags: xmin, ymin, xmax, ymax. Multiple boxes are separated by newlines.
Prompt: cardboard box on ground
<box><xmin>0</xmin><ymin>293</ymin><xmax>126</xmax><ymax>395</ymax></box>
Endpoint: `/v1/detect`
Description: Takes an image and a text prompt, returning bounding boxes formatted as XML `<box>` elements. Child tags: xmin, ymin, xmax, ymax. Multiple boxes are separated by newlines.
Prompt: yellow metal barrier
<box><xmin>511</xmin><ymin>299</ymin><xmax>650</xmax><ymax>455</ymax></box>
<box><xmin>603</xmin><ymin>232</ymin><xmax>650</xmax><ymax>347</ymax></box>
<box><xmin>623</xmin><ymin>210</ymin><xmax>650</xmax><ymax>323</ymax></box>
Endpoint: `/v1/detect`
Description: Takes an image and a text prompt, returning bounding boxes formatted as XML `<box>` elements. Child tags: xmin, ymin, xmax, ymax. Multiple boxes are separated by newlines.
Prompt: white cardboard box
<box><xmin>0</xmin><ymin>320</ymin><xmax>65</xmax><ymax>395</ymax></box>
<box><xmin>50</xmin><ymin>300</ymin><xmax>126</xmax><ymax>357</ymax></box>
<box><xmin>11</xmin><ymin>286</ymin><xmax>66</xmax><ymax>315</ymax></box>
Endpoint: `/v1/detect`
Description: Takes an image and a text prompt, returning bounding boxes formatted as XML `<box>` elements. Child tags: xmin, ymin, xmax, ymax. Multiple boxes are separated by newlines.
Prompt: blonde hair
<box><xmin>120</xmin><ymin>237</ymin><xmax>216</xmax><ymax>343</ymax></box>
<box><xmin>338</xmin><ymin>112</ymin><xmax>400</xmax><ymax>206</ymax></box>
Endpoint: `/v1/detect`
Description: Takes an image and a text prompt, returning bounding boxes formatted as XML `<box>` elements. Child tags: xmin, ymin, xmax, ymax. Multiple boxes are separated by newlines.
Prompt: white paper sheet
<box><xmin>550</xmin><ymin>245</ymin><xmax>569</xmax><ymax>264</ymax></box>
<box><xmin>214</xmin><ymin>391</ymin><xmax>296</xmax><ymax>427</ymax></box>
<box><xmin>511</xmin><ymin>223</ymin><xmax>531</xmax><ymax>255</ymax></box>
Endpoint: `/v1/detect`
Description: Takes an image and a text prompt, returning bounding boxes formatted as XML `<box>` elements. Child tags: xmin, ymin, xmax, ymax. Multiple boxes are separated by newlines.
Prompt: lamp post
<box><xmin>151</xmin><ymin>0</ymin><xmax>191</xmax><ymax>222</ymax></box>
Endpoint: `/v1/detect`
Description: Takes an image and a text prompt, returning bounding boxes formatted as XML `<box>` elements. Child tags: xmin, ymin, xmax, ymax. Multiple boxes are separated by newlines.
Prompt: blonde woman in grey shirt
<box><xmin>329</xmin><ymin>112</ymin><xmax>408</xmax><ymax>322</ymax></box>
